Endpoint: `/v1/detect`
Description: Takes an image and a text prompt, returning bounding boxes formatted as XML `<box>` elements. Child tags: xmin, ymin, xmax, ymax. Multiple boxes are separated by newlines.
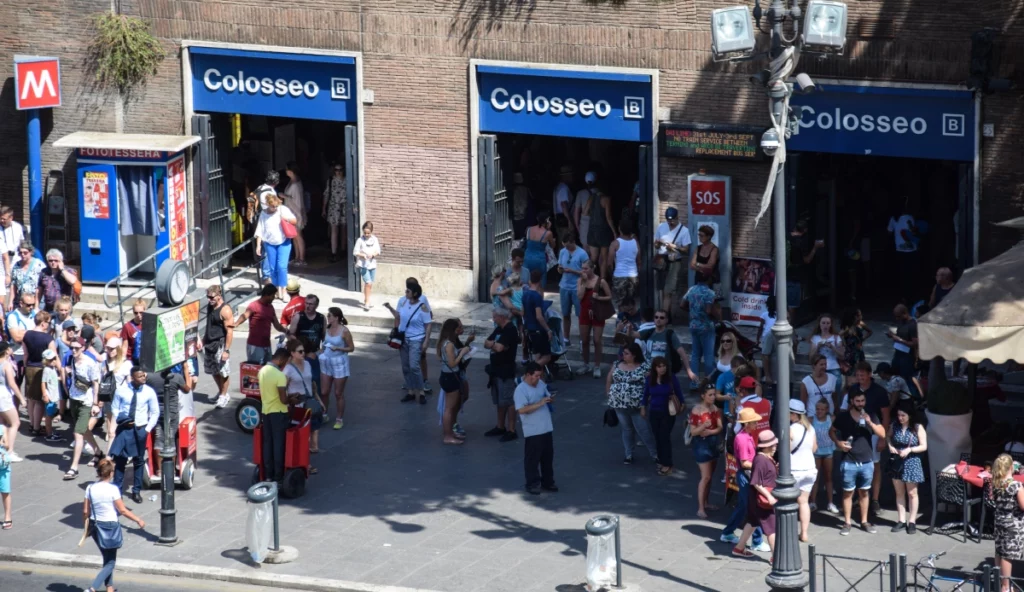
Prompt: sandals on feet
<box><xmin>696</xmin><ymin>510</ymin><xmax>708</xmax><ymax>519</ymax></box>
<box><xmin>657</xmin><ymin>466</ymin><xmax>673</xmax><ymax>476</ymax></box>
<box><xmin>63</xmin><ymin>468</ymin><xmax>79</xmax><ymax>481</ymax></box>
<box><xmin>732</xmin><ymin>547</ymin><xmax>755</xmax><ymax>558</ymax></box>
<box><xmin>1</xmin><ymin>521</ymin><xmax>12</xmax><ymax>530</ymax></box>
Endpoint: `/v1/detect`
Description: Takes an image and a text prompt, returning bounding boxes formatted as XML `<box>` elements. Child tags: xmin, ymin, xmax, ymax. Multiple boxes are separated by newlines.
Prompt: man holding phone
<box><xmin>831</xmin><ymin>390</ymin><xmax>885</xmax><ymax>536</ymax></box>
<box><xmin>515</xmin><ymin>362</ymin><xmax>556</xmax><ymax>495</ymax></box>
<box><xmin>787</xmin><ymin>220</ymin><xmax>823</xmax><ymax>318</ymax></box>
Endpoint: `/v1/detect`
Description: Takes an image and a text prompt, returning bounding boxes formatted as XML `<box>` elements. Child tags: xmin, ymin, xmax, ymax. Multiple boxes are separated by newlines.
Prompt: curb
<box><xmin>0</xmin><ymin>547</ymin><xmax>443</xmax><ymax>592</ymax></box>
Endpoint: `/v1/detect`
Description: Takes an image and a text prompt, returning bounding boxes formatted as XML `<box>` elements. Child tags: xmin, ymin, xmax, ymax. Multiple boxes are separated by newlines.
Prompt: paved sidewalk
<box><xmin>0</xmin><ymin>339</ymin><xmax>999</xmax><ymax>591</ymax></box>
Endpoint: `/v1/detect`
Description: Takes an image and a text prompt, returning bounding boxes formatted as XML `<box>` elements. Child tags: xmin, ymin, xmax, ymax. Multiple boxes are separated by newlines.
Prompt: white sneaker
<box><xmin>827</xmin><ymin>502</ymin><xmax>840</xmax><ymax>514</ymax></box>
<box><xmin>6</xmin><ymin>452</ymin><xmax>23</xmax><ymax>463</ymax></box>
<box><xmin>216</xmin><ymin>394</ymin><xmax>231</xmax><ymax>408</ymax></box>
<box><xmin>578</xmin><ymin>364</ymin><xmax>593</xmax><ymax>376</ymax></box>
<box><xmin>809</xmin><ymin>503</ymin><xmax>818</xmax><ymax>512</ymax></box>
<box><xmin>748</xmin><ymin>541</ymin><xmax>771</xmax><ymax>552</ymax></box>
<box><xmin>592</xmin><ymin>366</ymin><xmax>602</xmax><ymax>379</ymax></box>
<box><xmin>83</xmin><ymin>443</ymin><xmax>95</xmax><ymax>456</ymax></box>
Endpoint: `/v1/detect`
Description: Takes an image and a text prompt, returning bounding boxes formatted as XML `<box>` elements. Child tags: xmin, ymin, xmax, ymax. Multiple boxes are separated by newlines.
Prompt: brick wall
<box><xmin>1</xmin><ymin>0</ymin><xmax>1022</xmax><ymax>271</ymax></box>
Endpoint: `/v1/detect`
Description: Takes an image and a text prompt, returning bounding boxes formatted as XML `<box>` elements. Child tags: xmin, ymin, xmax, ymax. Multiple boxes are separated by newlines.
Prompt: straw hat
<box><xmin>757</xmin><ymin>430</ymin><xmax>779</xmax><ymax>448</ymax></box>
<box><xmin>736</xmin><ymin>407</ymin><xmax>761</xmax><ymax>424</ymax></box>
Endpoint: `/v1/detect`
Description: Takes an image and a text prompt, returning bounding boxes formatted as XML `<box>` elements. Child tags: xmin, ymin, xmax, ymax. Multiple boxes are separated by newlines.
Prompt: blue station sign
<box><xmin>476</xmin><ymin>65</ymin><xmax>654</xmax><ymax>142</ymax></box>
<box><xmin>789</xmin><ymin>84</ymin><xmax>975</xmax><ymax>161</ymax></box>
<box><xmin>190</xmin><ymin>47</ymin><xmax>357</xmax><ymax>122</ymax></box>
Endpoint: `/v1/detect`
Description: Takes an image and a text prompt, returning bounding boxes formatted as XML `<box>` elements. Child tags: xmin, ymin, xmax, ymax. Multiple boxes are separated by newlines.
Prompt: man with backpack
<box><xmin>638</xmin><ymin>309</ymin><xmax>697</xmax><ymax>383</ymax></box>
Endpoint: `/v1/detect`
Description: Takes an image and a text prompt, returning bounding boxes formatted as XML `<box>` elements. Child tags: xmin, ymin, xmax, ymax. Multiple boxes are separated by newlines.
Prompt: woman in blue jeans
<box><xmin>385</xmin><ymin>283</ymin><xmax>432</xmax><ymax>404</ymax></box>
<box><xmin>254</xmin><ymin>194</ymin><xmax>298</xmax><ymax>301</ymax></box>
<box><xmin>605</xmin><ymin>343</ymin><xmax>658</xmax><ymax>464</ymax></box>
<box><xmin>83</xmin><ymin>458</ymin><xmax>145</xmax><ymax>592</ymax></box>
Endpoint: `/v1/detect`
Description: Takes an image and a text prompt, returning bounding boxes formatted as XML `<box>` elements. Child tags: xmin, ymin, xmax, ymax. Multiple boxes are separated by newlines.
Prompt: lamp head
<box><xmin>802</xmin><ymin>0</ymin><xmax>848</xmax><ymax>54</ymax></box>
<box><xmin>711</xmin><ymin>6</ymin><xmax>756</xmax><ymax>61</ymax></box>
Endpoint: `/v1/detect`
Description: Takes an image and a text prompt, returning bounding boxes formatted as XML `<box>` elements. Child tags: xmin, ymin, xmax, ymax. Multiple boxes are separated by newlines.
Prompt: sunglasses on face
<box><xmin>295</xmin><ymin>350</ymin><xmax>305</xmax><ymax>354</ymax></box>
<box><xmin>721</xmin><ymin>339</ymin><xmax>734</xmax><ymax>344</ymax></box>
<box><xmin>70</xmin><ymin>346</ymin><xmax>82</xmax><ymax>351</ymax></box>
<box><xmin>654</xmin><ymin>315</ymin><xmax>667</xmax><ymax>320</ymax></box>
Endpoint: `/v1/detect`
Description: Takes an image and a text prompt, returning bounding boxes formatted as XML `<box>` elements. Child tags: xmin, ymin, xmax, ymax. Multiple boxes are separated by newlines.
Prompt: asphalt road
<box><xmin>0</xmin><ymin>561</ymin><xmax>285</xmax><ymax>591</ymax></box>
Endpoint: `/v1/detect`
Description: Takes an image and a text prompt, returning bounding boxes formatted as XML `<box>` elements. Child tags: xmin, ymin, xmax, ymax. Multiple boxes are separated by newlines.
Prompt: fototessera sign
<box><xmin>789</xmin><ymin>84</ymin><xmax>975</xmax><ymax>161</ymax></box>
<box><xmin>476</xmin><ymin>65</ymin><xmax>654</xmax><ymax>142</ymax></box>
<box><xmin>190</xmin><ymin>47</ymin><xmax>357</xmax><ymax>122</ymax></box>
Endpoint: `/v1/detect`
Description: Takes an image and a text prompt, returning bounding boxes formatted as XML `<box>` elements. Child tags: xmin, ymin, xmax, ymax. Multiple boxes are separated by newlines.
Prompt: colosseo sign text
<box><xmin>789</xmin><ymin>84</ymin><xmax>975</xmax><ymax>161</ymax></box>
<box><xmin>477</xmin><ymin>65</ymin><xmax>653</xmax><ymax>142</ymax></box>
<box><xmin>190</xmin><ymin>47</ymin><xmax>357</xmax><ymax>122</ymax></box>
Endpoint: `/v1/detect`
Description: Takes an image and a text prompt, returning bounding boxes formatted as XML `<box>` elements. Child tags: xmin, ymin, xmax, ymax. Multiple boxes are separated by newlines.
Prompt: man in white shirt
<box><xmin>0</xmin><ymin>206</ymin><xmax>24</xmax><ymax>293</ymax></box>
<box><xmin>552</xmin><ymin>165</ymin><xmax>573</xmax><ymax>236</ymax></box>
<box><xmin>654</xmin><ymin>207</ymin><xmax>691</xmax><ymax>319</ymax></box>
<box><xmin>887</xmin><ymin>200</ymin><xmax>919</xmax><ymax>304</ymax></box>
<box><xmin>109</xmin><ymin>366</ymin><xmax>160</xmax><ymax>502</ymax></box>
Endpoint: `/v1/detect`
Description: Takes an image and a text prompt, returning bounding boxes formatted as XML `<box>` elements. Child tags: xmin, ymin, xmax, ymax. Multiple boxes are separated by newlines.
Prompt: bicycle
<box><xmin>908</xmin><ymin>552</ymin><xmax>985</xmax><ymax>591</ymax></box>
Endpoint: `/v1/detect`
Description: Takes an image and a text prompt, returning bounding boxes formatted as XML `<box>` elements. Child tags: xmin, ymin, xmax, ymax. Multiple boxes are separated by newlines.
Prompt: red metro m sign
<box><xmin>14</xmin><ymin>56</ymin><xmax>62</xmax><ymax>110</ymax></box>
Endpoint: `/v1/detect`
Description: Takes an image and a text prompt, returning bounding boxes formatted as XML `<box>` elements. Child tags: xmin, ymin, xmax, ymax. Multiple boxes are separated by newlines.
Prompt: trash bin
<box><xmin>585</xmin><ymin>515</ymin><xmax>619</xmax><ymax>590</ymax></box>
<box><xmin>246</xmin><ymin>482</ymin><xmax>278</xmax><ymax>563</ymax></box>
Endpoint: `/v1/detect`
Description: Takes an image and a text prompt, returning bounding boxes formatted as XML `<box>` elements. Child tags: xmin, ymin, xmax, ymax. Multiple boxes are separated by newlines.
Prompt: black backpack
<box><xmin>640</xmin><ymin>328</ymin><xmax>683</xmax><ymax>375</ymax></box>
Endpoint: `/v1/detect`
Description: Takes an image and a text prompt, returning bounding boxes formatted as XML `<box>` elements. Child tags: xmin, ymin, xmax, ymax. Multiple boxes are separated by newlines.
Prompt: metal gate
<box><xmin>477</xmin><ymin>135</ymin><xmax>513</xmax><ymax>302</ymax></box>
<box><xmin>345</xmin><ymin>125</ymin><xmax>360</xmax><ymax>292</ymax></box>
<box><xmin>192</xmin><ymin>114</ymin><xmax>232</xmax><ymax>278</ymax></box>
<box><xmin>637</xmin><ymin>144</ymin><xmax>656</xmax><ymax>309</ymax></box>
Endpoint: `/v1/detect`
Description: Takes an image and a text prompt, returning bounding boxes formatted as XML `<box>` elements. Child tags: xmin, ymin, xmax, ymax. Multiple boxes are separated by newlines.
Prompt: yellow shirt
<box><xmin>258</xmin><ymin>365</ymin><xmax>288</xmax><ymax>415</ymax></box>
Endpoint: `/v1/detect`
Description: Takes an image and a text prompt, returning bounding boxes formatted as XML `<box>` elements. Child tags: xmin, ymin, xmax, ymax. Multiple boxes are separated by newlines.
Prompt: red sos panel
<box><xmin>689</xmin><ymin>179</ymin><xmax>726</xmax><ymax>216</ymax></box>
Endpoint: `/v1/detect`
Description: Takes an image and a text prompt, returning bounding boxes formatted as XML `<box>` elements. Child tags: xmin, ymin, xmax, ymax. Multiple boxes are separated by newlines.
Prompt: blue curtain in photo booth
<box><xmin>117</xmin><ymin>166</ymin><xmax>158</xmax><ymax>236</ymax></box>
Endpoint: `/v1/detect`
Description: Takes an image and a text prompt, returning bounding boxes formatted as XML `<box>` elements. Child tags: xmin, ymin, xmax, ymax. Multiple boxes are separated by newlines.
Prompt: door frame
<box><xmin>468</xmin><ymin>59</ymin><xmax>661</xmax><ymax>299</ymax></box>
<box><xmin>180</xmin><ymin>40</ymin><xmax>366</xmax><ymax>271</ymax></box>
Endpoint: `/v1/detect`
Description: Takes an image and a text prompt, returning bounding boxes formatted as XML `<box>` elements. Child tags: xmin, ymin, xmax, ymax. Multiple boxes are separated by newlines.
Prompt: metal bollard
<box><xmin>585</xmin><ymin>515</ymin><xmax>622</xmax><ymax>589</ymax></box>
<box><xmin>808</xmin><ymin>544</ymin><xmax>816</xmax><ymax>592</ymax></box>
<box><xmin>898</xmin><ymin>554</ymin><xmax>906</xmax><ymax>592</ymax></box>
<box><xmin>247</xmin><ymin>481</ymin><xmax>279</xmax><ymax>552</ymax></box>
<box><xmin>889</xmin><ymin>554</ymin><xmax>898</xmax><ymax>592</ymax></box>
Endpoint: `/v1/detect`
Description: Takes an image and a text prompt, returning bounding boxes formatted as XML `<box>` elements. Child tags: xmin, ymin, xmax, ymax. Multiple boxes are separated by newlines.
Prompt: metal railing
<box><xmin>102</xmin><ymin>227</ymin><xmax>205</xmax><ymax>320</ymax></box>
<box><xmin>192</xmin><ymin>237</ymin><xmax>264</xmax><ymax>301</ymax></box>
<box><xmin>808</xmin><ymin>545</ymin><xmax>901</xmax><ymax>592</ymax></box>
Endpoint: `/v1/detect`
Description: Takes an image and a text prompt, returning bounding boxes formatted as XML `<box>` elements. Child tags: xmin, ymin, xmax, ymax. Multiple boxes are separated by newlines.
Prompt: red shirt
<box><xmin>120</xmin><ymin>320</ymin><xmax>141</xmax><ymax>361</ymax></box>
<box><xmin>689</xmin><ymin>408</ymin><xmax>721</xmax><ymax>430</ymax></box>
<box><xmin>246</xmin><ymin>300</ymin><xmax>277</xmax><ymax>348</ymax></box>
<box><xmin>280</xmin><ymin>296</ymin><xmax>306</xmax><ymax>327</ymax></box>
<box><xmin>739</xmin><ymin>395</ymin><xmax>773</xmax><ymax>440</ymax></box>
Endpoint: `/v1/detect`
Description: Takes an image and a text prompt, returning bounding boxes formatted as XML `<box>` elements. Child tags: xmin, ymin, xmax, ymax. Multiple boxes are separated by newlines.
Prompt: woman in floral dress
<box><xmin>991</xmin><ymin>453</ymin><xmax>1024</xmax><ymax>592</ymax></box>
<box><xmin>8</xmin><ymin>242</ymin><xmax>45</xmax><ymax>307</ymax></box>
<box><xmin>322</xmin><ymin>164</ymin><xmax>347</xmax><ymax>263</ymax></box>
<box><xmin>605</xmin><ymin>342</ymin><xmax>657</xmax><ymax>464</ymax></box>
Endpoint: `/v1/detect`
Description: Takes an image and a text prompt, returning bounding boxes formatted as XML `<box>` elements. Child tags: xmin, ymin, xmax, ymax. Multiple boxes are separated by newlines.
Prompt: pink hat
<box><xmin>757</xmin><ymin>430</ymin><xmax>779</xmax><ymax>448</ymax></box>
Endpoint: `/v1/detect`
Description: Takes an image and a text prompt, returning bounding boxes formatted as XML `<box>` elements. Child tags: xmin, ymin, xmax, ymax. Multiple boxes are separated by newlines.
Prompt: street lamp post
<box><xmin>710</xmin><ymin>0</ymin><xmax>848</xmax><ymax>590</ymax></box>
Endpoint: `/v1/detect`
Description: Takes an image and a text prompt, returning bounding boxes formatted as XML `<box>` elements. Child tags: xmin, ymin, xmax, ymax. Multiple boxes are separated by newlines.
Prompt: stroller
<box><xmin>544</xmin><ymin>308</ymin><xmax>575</xmax><ymax>381</ymax></box>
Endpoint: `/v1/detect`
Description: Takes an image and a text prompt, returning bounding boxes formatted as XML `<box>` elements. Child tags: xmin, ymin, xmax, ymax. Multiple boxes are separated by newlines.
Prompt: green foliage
<box><xmin>89</xmin><ymin>12</ymin><xmax>164</xmax><ymax>95</ymax></box>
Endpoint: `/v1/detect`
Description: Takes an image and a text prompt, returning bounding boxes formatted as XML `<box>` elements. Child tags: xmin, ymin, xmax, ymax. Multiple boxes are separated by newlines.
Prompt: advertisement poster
<box><xmin>730</xmin><ymin>257</ymin><xmax>775</xmax><ymax>327</ymax></box>
<box><xmin>82</xmin><ymin>171</ymin><xmax>110</xmax><ymax>220</ymax></box>
<box><xmin>151</xmin><ymin>300</ymin><xmax>200</xmax><ymax>372</ymax></box>
<box><xmin>167</xmin><ymin>155</ymin><xmax>188</xmax><ymax>260</ymax></box>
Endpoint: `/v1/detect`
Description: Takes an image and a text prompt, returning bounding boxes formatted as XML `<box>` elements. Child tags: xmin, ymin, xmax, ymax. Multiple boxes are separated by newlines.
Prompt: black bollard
<box><xmin>157</xmin><ymin>381</ymin><xmax>179</xmax><ymax>545</ymax></box>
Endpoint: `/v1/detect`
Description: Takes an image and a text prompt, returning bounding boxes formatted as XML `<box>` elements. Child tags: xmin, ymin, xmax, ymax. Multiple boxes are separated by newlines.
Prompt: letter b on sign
<box><xmin>690</xmin><ymin>180</ymin><xmax>726</xmax><ymax>216</ymax></box>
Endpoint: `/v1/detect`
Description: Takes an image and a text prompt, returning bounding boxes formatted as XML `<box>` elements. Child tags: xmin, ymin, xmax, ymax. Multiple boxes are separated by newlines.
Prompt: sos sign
<box><xmin>690</xmin><ymin>179</ymin><xmax>726</xmax><ymax>216</ymax></box>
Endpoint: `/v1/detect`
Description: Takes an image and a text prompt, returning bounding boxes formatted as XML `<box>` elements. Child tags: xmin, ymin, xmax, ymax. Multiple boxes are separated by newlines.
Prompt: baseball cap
<box><xmin>737</xmin><ymin>376</ymin><xmax>758</xmax><ymax>390</ymax></box>
<box><xmin>61</xmin><ymin>319</ymin><xmax>77</xmax><ymax>331</ymax></box>
<box><xmin>42</xmin><ymin>349</ymin><xmax>57</xmax><ymax>361</ymax></box>
<box><xmin>665</xmin><ymin>207</ymin><xmax>679</xmax><ymax>220</ymax></box>
<box><xmin>81</xmin><ymin>324</ymin><xmax>96</xmax><ymax>342</ymax></box>
<box><xmin>106</xmin><ymin>336</ymin><xmax>123</xmax><ymax>349</ymax></box>
<box><xmin>584</xmin><ymin>171</ymin><xmax>596</xmax><ymax>184</ymax></box>
<box><xmin>286</xmin><ymin>278</ymin><xmax>301</xmax><ymax>293</ymax></box>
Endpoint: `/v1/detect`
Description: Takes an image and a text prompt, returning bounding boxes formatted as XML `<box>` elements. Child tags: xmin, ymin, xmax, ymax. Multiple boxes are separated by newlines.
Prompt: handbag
<box><xmin>387</xmin><ymin>302</ymin><xmax>424</xmax><ymax>349</ymax></box>
<box><xmin>756</xmin><ymin>487</ymin><xmax>775</xmax><ymax>510</ymax></box>
<box><xmin>88</xmin><ymin>488</ymin><xmax>123</xmax><ymax>550</ymax></box>
<box><xmin>590</xmin><ymin>289</ymin><xmax>615</xmax><ymax>322</ymax></box>
<box><xmin>887</xmin><ymin>452</ymin><xmax>906</xmax><ymax>478</ymax></box>
<box><xmin>281</xmin><ymin>218</ymin><xmax>298</xmax><ymax>239</ymax></box>
<box><xmin>289</xmin><ymin>361</ymin><xmax>322</xmax><ymax>416</ymax></box>
<box><xmin>603</xmin><ymin>408</ymin><xmax>619</xmax><ymax>427</ymax></box>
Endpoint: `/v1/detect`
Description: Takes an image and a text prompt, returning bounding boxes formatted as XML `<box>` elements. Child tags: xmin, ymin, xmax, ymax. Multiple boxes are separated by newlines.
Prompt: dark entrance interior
<box><xmin>788</xmin><ymin>153</ymin><xmax>968</xmax><ymax>315</ymax></box>
<box><xmin>197</xmin><ymin>112</ymin><xmax>359</xmax><ymax>286</ymax></box>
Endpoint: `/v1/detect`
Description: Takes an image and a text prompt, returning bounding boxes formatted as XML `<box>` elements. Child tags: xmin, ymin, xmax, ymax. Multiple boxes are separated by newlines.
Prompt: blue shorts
<box><xmin>359</xmin><ymin>267</ymin><xmax>376</xmax><ymax>284</ymax></box>
<box><xmin>692</xmin><ymin>435</ymin><xmax>719</xmax><ymax>464</ymax></box>
<box><xmin>841</xmin><ymin>460</ymin><xmax>874</xmax><ymax>491</ymax></box>
<box><xmin>0</xmin><ymin>468</ymin><xmax>9</xmax><ymax>494</ymax></box>
<box><xmin>559</xmin><ymin>288</ymin><xmax>580</xmax><ymax>319</ymax></box>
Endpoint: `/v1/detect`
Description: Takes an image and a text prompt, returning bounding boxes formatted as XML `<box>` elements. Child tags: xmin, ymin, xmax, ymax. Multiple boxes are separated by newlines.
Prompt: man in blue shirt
<box><xmin>522</xmin><ymin>269</ymin><xmax>553</xmax><ymax>368</ymax></box>
<box><xmin>515</xmin><ymin>362</ymin><xmax>556</xmax><ymax>495</ymax></box>
<box><xmin>556</xmin><ymin>230</ymin><xmax>588</xmax><ymax>348</ymax></box>
<box><xmin>109</xmin><ymin>366</ymin><xmax>160</xmax><ymax>503</ymax></box>
<box><xmin>682</xmin><ymin>273</ymin><xmax>719</xmax><ymax>381</ymax></box>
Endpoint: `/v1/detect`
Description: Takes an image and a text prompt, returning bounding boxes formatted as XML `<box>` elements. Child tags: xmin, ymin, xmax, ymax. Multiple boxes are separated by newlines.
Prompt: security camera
<box><xmin>761</xmin><ymin>128</ymin><xmax>780</xmax><ymax>157</ymax></box>
<box><xmin>794</xmin><ymin>73</ymin><xmax>817</xmax><ymax>94</ymax></box>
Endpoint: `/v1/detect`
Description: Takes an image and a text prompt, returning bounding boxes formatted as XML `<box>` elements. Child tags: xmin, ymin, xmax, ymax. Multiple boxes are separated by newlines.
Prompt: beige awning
<box><xmin>919</xmin><ymin>243</ymin><xmax>1024</xmax><ymax>364</ymax></box>
<box><xmin>53</xmin><ymin>131</ymin><xmax>200</xmax><ymax>153</ymax></box>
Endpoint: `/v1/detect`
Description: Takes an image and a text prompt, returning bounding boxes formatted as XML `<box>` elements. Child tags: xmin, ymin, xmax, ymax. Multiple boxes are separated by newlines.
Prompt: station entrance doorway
<box><xmin>473</xmin><ymin>62</ymin><xmax>657</xmax><ymax>304</ymax></box>
<box><xmin>186</xmin><ymin>44</ymin><xmax>362</xmax><ymax>290</ymax></box>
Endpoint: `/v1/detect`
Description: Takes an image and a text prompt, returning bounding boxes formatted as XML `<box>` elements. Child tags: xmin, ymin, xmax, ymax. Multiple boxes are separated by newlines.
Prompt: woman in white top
<box><xmin>609</xmin><ymin>218</ymin><xmax>640</xmax><ymax>311</ymax></box>
<box><xmin>0</xmin><ymin>342</ymin><xmax>24</xmax><ymax>462</ymax></box>
<box><xmin>320</xmin><ymin>307</ymin><xmax>354</xmax><ymax>431</ymax></box>
<box><xmin>284</xmin><ymin>338</ymin><xmax>324</xmax><ymax>459</ymax></box>
<box><xmin>789</xmin><ymin>400</ymin><xmax>818</xmax><ymax>542</ymax></box>
<box><xmin>283</xmin><ymin>162</ymin><xmax>307</xmax><ymax>266</ymax></box>
<box><xmin>83</xmin><ymin>458</ymin><xmax>144</xmax><ymax>592</ymax></box>
<box><xmin>800</xmin><ymin>354</ymin><xmax>838</xmax><ymax>416</ymax></box>
<box><xmin>353</xmin><ymin>222</ymin><xmax>381</xmax><ymax>310</ymax></box>
<box><xmin>808</xmin><ymin>314</ymin><xmax>845</xmax><ymax>381</ymax></box>
<box><xmin>384</xmin><ymin>282</ymin><xmax>433</xmax><ymax>404</ymax></box>
<box><xmin>716</xmin><ymin>329</ymin><xmax>743</xmax><ymax>376</ymax></box>
<box><xmin>254</xmin><ymin>194</ymin><xmax>298</xmax><ymax>301</ymax></box>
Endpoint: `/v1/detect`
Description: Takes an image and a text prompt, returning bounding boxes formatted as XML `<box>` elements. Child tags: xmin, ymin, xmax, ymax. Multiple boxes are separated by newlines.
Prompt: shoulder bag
<box><xmin>98</xmin><ymin>370</ymin><xmax>117</xmax><ymax>403</ymax></box>
<box><xmin>590</xmin><ymin>282</ymin><xmax>615</xmax><ymax>322</ymax></box>
<box><xmin>653</xmin><ymin>225</ymin><xmax>685</xmax><ymax>271</ymax></box>
<box><xmin>88</xmin><ymin>487</ymin><xmax>124</xmax><ymax>550</ymax></box>
<box><xmin>289</xmin><ymin>362</ymin><xmax>322</xmax><ymax>417</ymax></box>
<box><xmin>280</xmin><ymin>218</ymin><xmax>298</xmax><ymax>240</ymax></box>
<box><xmin>388</xmin><ymin>303</ymin><xmax>424</xmax><ymax>349</ymax></box>
<box><xmin>791</xmin><ymin>424</ymin><xmax>808</xmax><ymax>455</ymax></box>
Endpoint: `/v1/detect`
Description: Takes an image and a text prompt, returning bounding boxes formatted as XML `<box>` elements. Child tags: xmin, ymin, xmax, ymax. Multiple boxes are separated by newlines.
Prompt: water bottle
<box><xmin>846</xmin><ymin>436</ymin><xmax>854</xmax><ymax>449</ymax></box>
